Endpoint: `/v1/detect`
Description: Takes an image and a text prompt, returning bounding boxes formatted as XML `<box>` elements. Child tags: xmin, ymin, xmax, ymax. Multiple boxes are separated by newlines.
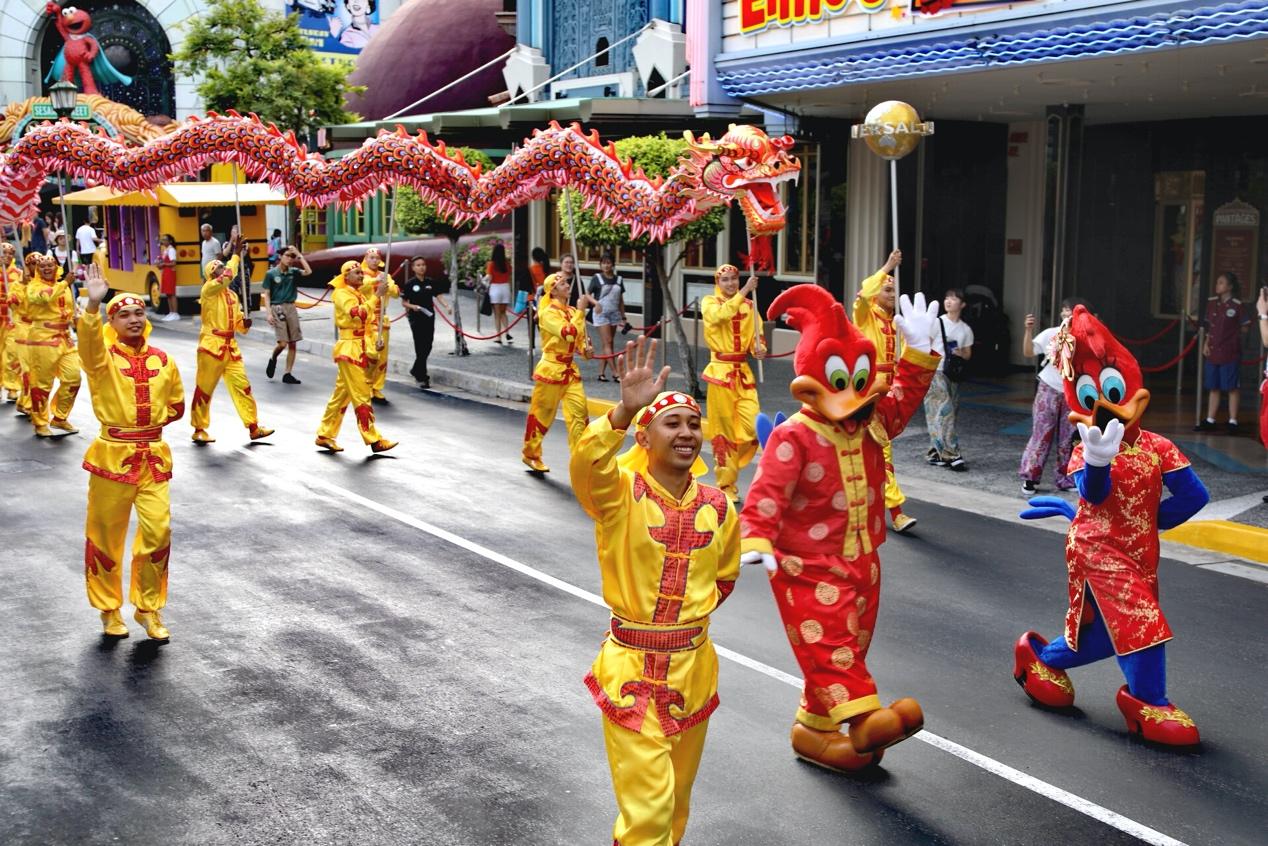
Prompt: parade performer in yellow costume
<box><xmin>190</xmin><ymin>251</ymin><xmax>273</xmax><ymax>444</ymax></box>
<box><xmin>25</xmin><ymin>253</ymin><xmax>82</xmax><ymax>436</ymax></box>
<box><xmin>7</xmin><ymin>252</ymin><xmax>39</xmax><ymax>415</ymax></box>
<box><xmin>570</xmin><ymin>336</ymin><xmax>741</xmax><ymax>846</ymax></box>
<box><xmin>360</xmin><ymin>247</ymin><xmax>398</xmax><ymax>402</ymax></box>
<box><xmin>521</xmin><ymin>271</ymin><xmax>596</xmax><ymax>473</ymax></box>
<box><xmin>78</xmin><ymin>264</ymin><xmax>185</xmax><ymax>641</ymax></box>
<box><xmin>1</xmin><ymin>243</ymin><xmax>22</xmax><ymax>404</ymax></box>
<box><xmin>316</xmin><ymin>261</ymin><xmax>397</xmax><ymax>454</ymax></box>
<box><xmin>852</xmin><ymin>249</ymin><xmax>916</xmax><ymax>533</ymax></box>
<box><xmin>701</xmin><ymin>263</ymin><xmax>766</xmax><ymax>504</ymax></box>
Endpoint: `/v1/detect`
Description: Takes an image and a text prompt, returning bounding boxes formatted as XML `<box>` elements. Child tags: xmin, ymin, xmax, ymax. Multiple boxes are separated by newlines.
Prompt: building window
<box><xmin>780</xmin><ymin>144</ymin><xmax>818</xmax><ymax>277</ymax></box>
<box><xmin>682</xmin><ymin>234</ymin><xmax>719</xmax><ymax>270</ymax></box>
<box><xmin>595</xmin><ymin>38</ymin><xmax>610</xmax><ymax>67</ymax></box>
<box><xmin>1150</xmin><ymin>171</ymin><xmax>1204</xmax><ymax>318</ymax></box>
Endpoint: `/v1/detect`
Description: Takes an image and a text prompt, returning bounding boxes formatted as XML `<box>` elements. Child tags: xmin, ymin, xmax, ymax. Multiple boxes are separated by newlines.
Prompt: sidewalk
<box><xmin>150</xmin><ymin>286</ymin><xmax>1268</xmax><ymax>553</ymax></box>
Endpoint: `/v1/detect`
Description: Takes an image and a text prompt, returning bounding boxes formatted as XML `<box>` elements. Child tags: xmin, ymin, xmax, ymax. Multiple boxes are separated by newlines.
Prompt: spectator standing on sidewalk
<box><xmin>402</xmin><ymin>256</ymin><xmax>450</xmax><ymax>389</ymax></box>
<box><xmin>486</xmin><ymin>242</ymin><xmax>513</xmax><ymax>344</ymax></box>
<box><xmin>199</xmin><ymin>225</ymin><xmax>220</xmax><ymax>280</ymax></box>
<box><xmin>1018</xmin><ymin>298</ymin><xmax>1088</xmax><ymax>494</ymax></box>
<box><xmin>530</xmin><ymin>247</ymin><xmax>551</xmax><ymax>298</ymax></box>
<box><xmin>924</xmin><ymin>288</ymin><xmax>974</xmax><ymax>471</ymax></box>
<box><xmin>587</xmin><ymin>251</ymin><xmax>626</xmax><ymax>382</ymax></box>
<box><xmin>157</xmin><ymin>234</ymin><xmax>180</xmax><ymax>321</ymax></box>
<box><xmin>75</xmin><ymin>219</ymin><xmax>99</xmax><ymax>267</ymax></box>
<box><xmin>1194</xmin><ymin>272</ymin><xmax>1251</xmax><ymax>432</ymax></box>
<box><xmin>1256</xmin><ymin>287</ymin><xmax>1268</xmax><ymax>488</ymax></box>
<box><xmin>262</xmin><ymin>246</ymin><xmax>311</xmax><ymax>384</ymax></box>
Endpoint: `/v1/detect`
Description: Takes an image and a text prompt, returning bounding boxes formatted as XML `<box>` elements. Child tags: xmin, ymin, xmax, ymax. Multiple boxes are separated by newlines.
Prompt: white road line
<box><xmin>236</xmin><ymin>448</ymin><xmax>1189</xmax><ymax>846</ymax></box>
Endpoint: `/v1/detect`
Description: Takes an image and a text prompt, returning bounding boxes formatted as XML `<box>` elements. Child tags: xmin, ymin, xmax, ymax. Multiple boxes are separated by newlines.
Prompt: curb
<box><xmin>1162</xmin><ymin>520</ymin><xmax>1268</xmax><ymax>565</ymax></box>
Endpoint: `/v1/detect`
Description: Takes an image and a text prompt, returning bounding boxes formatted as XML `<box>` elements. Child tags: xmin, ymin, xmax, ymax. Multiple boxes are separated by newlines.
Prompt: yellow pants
<box><xmin>13</xmin><ymin>332</ymin><xmax>32</xmax><ymax>412</ymax></box>
<box><xmin>371</xmin><ymin>328</ymin><xmax>389</xmax><ymax>396</ymax></box>
<box><xmin>522</xmin><ymin>379</ymin><xmax>587</xmax><ymax>462</ymax></box>
<box><xmin>704</xmin><ymin>382</ymin><xmax>758</xmax><ymax>500</ymax></box>
<box><xmin>318</xmin><ymin>359</ymin><xmax>383</xmax><ymax>444</ymax></box>
<box><xmin>883</xmin><ymin>440</ymin><xmax>905</xmax><ymax>510</ymax></box>
<box><xmin>191</xmin><ymin>353</ymin><xmax>259</xmax><ymax>431</ymax></box>
<box><xmin>84</xmin><ymin>463</ymin><xmax>171</xmax><ymax>612</ymax></box>
<box><xmin>602</xmin><ymin>708</ymin><xmax>710</xmax><ymax>846</ymax></box>
<box><xmin>27</xmin><ymin>343</ymin><xmax>81</xmax><ymax>428</ymax></box>
<box><xmin>1</xmin><ymin>326</ymin><xmax>20</xmax><ymax>394</ymax></box>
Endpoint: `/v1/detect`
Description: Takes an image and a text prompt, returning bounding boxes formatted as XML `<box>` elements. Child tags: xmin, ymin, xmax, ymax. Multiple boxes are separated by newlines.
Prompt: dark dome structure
<box><xmin>345</xmin><ymin>0</ymin><xmax>514</xmax><ymax>121</ymax></box>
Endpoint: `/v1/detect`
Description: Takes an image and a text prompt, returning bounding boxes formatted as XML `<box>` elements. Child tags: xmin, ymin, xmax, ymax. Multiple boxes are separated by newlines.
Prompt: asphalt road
<box><xmin>1</xmin><ymin>329</ymin><xmax>1265</xmax><ymax>846</ymax></box>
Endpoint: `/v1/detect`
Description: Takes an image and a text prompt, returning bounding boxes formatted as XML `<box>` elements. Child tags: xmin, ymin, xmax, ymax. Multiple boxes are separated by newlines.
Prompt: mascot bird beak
<box><xmin>1069</xmin><ymin>388</ymin><xmax>1150</xmax><ymax>431</ymax></box>
<box><xmin>791</xmin><ymin>375</ymin><xmax>887</xmax><ymax>424</ymax></box>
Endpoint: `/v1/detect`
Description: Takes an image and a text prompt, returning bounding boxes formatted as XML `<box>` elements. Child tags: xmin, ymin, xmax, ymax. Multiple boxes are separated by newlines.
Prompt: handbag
<box><xmin>940</xmin><ymin>317</ymin><xmax>969</xmax><ymax>383</ymax></box>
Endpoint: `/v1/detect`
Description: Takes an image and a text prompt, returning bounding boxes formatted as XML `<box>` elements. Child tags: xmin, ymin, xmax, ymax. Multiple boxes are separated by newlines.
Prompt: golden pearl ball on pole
<box><xmin>850</xmin><ymin>100</ymin><xmax>935</xmax><ymax>160</ymax></box>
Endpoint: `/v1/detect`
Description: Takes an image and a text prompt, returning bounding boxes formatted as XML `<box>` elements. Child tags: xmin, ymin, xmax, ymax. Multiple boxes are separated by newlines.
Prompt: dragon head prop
<box><xmin>1055</xmin><ymin>305</ymin><xmax>1149</xmax><ymax>436</ymax></box>
<box><xmin>683</xmin><ymin>124</ymin><xmax>799</xmax><ymax>236</ymax></box>
<box><xmin>769</xmin><ymin>283</ymin><xmax>884</xmax><ymax>428</ymax></box>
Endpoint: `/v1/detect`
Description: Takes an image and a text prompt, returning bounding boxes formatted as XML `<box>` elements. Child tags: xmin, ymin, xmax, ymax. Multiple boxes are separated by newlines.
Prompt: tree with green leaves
<box><xmin>558</xmin><ymin>133</ymin><xmax>726</xmax><ymax>397</ymax></box>
<box><xmin>171</xmin><ymin>0</ymin><xmax>362</xmax><ymax>136</ymax></box>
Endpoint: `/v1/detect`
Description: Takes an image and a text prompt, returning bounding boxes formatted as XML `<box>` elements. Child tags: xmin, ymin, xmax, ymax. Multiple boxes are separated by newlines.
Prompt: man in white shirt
<box><xmin>75</xmin><ymin>221</ymin><xmax>99</xmax><ymax>265</ymax></box>
<box><xmin>200</xmin><ymin>225</ymin><xmax>221</xmax><ymax>279</ymax></box>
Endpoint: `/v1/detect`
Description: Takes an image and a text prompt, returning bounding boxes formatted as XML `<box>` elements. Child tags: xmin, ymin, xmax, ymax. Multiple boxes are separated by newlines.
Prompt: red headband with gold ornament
<box><xmin>106</xmin><ymin>294</ymin><xmax>146</xmax><ymax>318</ymax></box>
<box><xmin>714</xmin><ymin>264</ymin><xmax>739</xmax><ymax>283</ymax></box>
<box><xmin>635</xmin><ymin>391</ymin><xmax>701</xmax><ymax>427</ymax></box>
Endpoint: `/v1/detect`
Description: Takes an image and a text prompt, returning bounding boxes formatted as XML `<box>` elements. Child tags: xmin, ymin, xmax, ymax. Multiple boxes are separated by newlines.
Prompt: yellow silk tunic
<box><xmin>1</xmin><ymin>260</ymin><xmax>16</xmax><ymax>328</ymax></box>
<box><xmin>77</xmin><ymin>312</ymin><xmax>185</xmax><ymax>484</ymax></box>
<box><xmin>331</xmin><ymin>286</ymin><xmax>375</xmax><ymax>367</ymax></box>
<box><xmin>197</xmin><ymin>255</ymin><xmax>246</xmax><ymax>361</ymax></box>
<box><xmin>701</xmin><ymin>287</ymin><xmax>762</xmax><ymax>389</ymax></box>
<box><xmin>571</xmin><ymin>413</ymin><xmax>740</xmax><ymax>736</ymax></box>
<box><xmin>852</xmin><ymin>269</ymin><xmax>900</xmax><ymax>381</ymax></box>
<box><xmin>361</xmin><ymin>269</ymin><xmax>398</xmax><ymax>343</ymax></box>
<box><xmin>8</xmin><ymin>268</ymin><xmax>31</xmax><ymax>342</ymax></box>
<box><xmin>26</xmin><ymin>273</ymin><xmax>76</xmax><ymax>350</ymax></box>
<box><xmin>534</xmin><ymin>299</ymin><xmax>589</xmax><ymax>385</ymax></box>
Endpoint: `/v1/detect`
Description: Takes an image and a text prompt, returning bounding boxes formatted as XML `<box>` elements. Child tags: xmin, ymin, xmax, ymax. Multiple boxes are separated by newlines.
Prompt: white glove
<box><xmin>1077</xmin><ymin>418</ymin><xmax>1124</xmax><ymax>467</ymax></box>
<box><xmin>894</xmin><ymin>292</ymin><xmax>940</xmax><ymax>354</ymax></box>
<box><xmin>740</xmin><ymin>550</ymin><xmax>777</xmax><ymax>573</ymax></box>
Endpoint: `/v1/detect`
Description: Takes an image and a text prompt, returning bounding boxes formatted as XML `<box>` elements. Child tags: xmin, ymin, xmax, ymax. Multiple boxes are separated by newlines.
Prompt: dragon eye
<box><xmin>1098</xmin><ymin>368</ymin><xmax>1126</xmax><ymax>405</ymax></box>
<box><xmin>851</xmin><ymin>354</ymin><xmax>871</xmax><ymax>393</ymax></box>
<box><xmin>734</xmin><ymin>156</ymin><xmax>752</xmax><ymax>169</ymax></box>
<box><xmin>824</xmin><ymin>355</ymin><xmax>848</xmax><ymax>391</ymax></box>
<box><xmin>1074</xmin><ymin>374</ymin><xmax>1098</xmax><ymax>411</ymax></box>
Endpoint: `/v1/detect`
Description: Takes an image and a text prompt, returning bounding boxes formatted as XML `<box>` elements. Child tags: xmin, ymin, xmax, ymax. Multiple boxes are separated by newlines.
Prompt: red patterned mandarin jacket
<box><xmin>741</xmin><ymin>348</ymin><xmax>938</xmax><ymax>559</ymax></box>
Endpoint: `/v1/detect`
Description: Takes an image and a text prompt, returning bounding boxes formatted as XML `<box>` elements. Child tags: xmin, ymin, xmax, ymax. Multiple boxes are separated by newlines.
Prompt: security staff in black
<box><xmin>401</xmin><ymin>257</ymin><xmax>450</xmax><ymax>389</ymax></box>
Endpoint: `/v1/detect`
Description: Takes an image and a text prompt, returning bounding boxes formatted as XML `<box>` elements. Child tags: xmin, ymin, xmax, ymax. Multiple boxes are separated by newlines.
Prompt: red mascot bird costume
<box><xmin>739</xmin><ymin>283</ymin><xmax>941</xmax><ymax>772</ymax></box>
<box><xmin>1014</xmin><ymin>305</ymin><xmax>1209</xmax><ymax>747</ymax></box>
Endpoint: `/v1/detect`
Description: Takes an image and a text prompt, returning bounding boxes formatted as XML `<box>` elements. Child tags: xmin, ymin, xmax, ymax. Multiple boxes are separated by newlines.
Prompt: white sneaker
<box><xmin>163</xmin><ymin>312</ymin><xmax>180</xmax><ymax>322</ymax></box>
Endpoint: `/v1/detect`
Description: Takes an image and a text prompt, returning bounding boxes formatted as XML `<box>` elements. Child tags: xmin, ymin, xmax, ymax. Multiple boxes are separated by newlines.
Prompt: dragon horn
<box><xmin>683</xmin><ymin>130</ymin><xmax>719</xmax><ymax>153</ymax></box>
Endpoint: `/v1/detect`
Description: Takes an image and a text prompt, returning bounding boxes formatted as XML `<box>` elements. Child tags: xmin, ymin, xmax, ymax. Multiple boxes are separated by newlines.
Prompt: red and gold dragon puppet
<box><xmin>0</xmin><ymin>116</ymin><xmax>798</xmax><ymax>242</ymax></box>
<box><xmin>739</xmin><ymin>283</ymin><xmax>942</xmax><ymax>772</ymax></box>
<box><xmin>1014</xmin><ymin>305</ymin><xmax>1209</xmax><ymax>747</ymax></box>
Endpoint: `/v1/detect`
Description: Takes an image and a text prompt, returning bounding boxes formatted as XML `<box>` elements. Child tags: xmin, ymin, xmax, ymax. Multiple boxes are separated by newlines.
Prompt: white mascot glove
<box><xmin>740</xmin><ymin>550</ymin><xmax>777</xmax><ymax>573</ymax></box>
<box><xmin>1076</xmin><ymin>418</ymin><xmax>1124</xmax><ymax>467</ymax></box>
<box><xmin>893</xmin><ymin>292</ymin><xmax>940</xmax><ymax>354</ymax></box>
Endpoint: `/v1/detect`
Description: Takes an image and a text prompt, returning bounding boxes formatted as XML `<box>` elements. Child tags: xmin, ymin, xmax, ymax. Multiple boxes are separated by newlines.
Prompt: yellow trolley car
<box><xmin>62</xmin><ymin>181</ymin><xmax>287</xmax><ymax>311</ymax></box>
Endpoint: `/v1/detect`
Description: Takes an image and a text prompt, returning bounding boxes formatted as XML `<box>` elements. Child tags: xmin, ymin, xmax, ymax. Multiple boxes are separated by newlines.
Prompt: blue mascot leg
<box><xmin>1038</xmin><ymin>595</ymin><xmax>1116</xmax><ymax>670</ymax></box>
<box><xmin>1117</xmin><ymin>645</ymin><xmax>1167</xmax><ymax>706</ymax></box>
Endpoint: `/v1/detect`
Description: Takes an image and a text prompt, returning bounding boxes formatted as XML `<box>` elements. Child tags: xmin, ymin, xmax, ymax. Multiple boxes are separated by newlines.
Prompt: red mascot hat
<box><xmin>1055</xmin><ymin>304</ymin><xmax>1149</xmax><ymax>435</ymax></box>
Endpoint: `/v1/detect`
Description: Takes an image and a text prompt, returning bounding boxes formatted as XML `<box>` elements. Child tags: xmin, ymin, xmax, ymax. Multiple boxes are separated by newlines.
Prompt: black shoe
<box><xmin>266</xmin><ymin>354</ymin><xmax>278</xmax><ymax>379</ymax></box>
<box><xmin>1193</xmin><ymin>419</ymin><xmax>1215</xmax><ymax>432</ymax></box>
<box><xmin>948</xmin><ymin>457</ymin><xmax>968</xmax><ymax>472</ymax></box>
<box><xmin>1226</xmin><ymin>420</ymin><xmax>1240</xmax><ymax>434</ymax></box>
<box><xmin>282</xmin><ymin>373</ymin><xmax>301</xmax><ymax>385</ymax></box>
<box><xmin>418</xmin><ymin>378</ymin><xmax>430</xmax><ymax>390</ymax></box>
<box><xmin>1022</xmin><ymin>480</ymin><xmax>1038</xmax><ymax>495</ymax></box>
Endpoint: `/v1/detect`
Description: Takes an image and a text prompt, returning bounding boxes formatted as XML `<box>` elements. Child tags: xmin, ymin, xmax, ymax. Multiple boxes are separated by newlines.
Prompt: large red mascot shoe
<box><xmin>1115</xmin><ymin>686</ymin><xmax>1200</xmax><ymax>747</ymax></box>
<box><xmin>1013</xmin><ymin>631</ymin><xmax>1075</xmax><ymax>708</ymax></box>
<box><xmin>790</xmin><ymin>723</ymin><xmax>882</xmax><ymax>772</ymax></box>
<box><xmin>848</xmin><ymin>697</ymin><xmax>924</xmax><ymax>754</ymax></box>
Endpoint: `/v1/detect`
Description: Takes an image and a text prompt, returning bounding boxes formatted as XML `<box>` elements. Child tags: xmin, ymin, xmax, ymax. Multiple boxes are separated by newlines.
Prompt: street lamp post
<box><xmin>47</xmin><ymin>81</ymin><xmax>78</xmax><ymax>274</ymax></box>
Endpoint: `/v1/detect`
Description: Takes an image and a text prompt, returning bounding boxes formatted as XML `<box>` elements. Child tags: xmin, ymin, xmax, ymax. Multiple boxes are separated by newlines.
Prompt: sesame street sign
<box><xmin>739</xmin><ymin>0</ymin><xmax>889</xmax><ymax>35</ymax></box>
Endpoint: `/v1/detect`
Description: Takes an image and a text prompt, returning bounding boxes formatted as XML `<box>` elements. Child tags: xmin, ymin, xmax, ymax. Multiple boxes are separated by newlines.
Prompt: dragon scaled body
<box><xmin>0</xmin><ymin>115</ymin><xmax>799</xmax><ymax>242</ymax></box>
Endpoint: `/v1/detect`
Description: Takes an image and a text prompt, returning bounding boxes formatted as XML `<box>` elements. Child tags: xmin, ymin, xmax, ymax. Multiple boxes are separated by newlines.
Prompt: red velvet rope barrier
<box><xmin>434</xmin><ymin>304</ymin><xmax>530</xmax><ymax>340</ymax></box>
<box><xmin>1139</xmin><ymin>336</ymin><xmax>1198</xmax><ymax>373</ymax></box>
<box><xmin>1116</xmin><ymin>318</ymin><xmax>1180</xmax><ymax>346</ymax></box>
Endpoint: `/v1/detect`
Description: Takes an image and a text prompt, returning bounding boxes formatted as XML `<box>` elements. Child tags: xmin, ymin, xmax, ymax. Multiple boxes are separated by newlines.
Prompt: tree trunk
<box><xmin>647</xmin><ymin>242</ymin><xmax>700</xmax><ymax>398</ymax></box>
<box><xmin>448</xmin><ymin>234</ymin><xmax>469</xmax><ymax>356</ymax></box>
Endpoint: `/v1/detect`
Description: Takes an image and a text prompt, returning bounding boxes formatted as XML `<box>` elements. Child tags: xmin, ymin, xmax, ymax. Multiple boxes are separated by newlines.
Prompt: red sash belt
<box><xmin>609</xmin><ymin>617</ymin><xmax>707</xmax><ymax>653</ymax></box>
<box><xmin>211</xmin><ymin>329</ymin><xmax>235</xmax><ymax>338</ymax></box>
<box><xmin>100</xmin><ymin>425</ymin><xmax>163</xmax><ymax>443</ymax></box>
<box><xmin>43</xmin><ymin>321</ymin><xmax>71</xmax><ymax>330</ymax></box>
<box><xmin>713</xmin><ymin>353</ymin><xmax>748</xmax><ymax>363</ymax></box>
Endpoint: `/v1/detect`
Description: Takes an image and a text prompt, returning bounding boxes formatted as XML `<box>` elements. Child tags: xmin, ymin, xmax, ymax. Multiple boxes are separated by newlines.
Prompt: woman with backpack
<box><xmin>586</xmin><ymin>251</ymin><xmax>625</xmax><ymax>381</ymax></box>
<box><xmin>924</xmin><ymin>288</ymin><xmax>974</xmax><ymax>471</ymax></box>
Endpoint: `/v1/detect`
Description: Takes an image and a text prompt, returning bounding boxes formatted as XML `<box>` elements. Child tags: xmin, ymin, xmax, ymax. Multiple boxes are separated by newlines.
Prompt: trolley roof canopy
<box><xmin>60</xmin><ymin>182</ymin><xmax>290</xmax><ymax>207</ymax></box>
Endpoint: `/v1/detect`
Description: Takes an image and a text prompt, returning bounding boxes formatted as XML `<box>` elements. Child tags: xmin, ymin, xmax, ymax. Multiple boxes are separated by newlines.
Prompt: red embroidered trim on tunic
<box><xmin>632</xmin><ymin>473</ymin><xmax>728</xmax><ymax>624</ymax></box>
